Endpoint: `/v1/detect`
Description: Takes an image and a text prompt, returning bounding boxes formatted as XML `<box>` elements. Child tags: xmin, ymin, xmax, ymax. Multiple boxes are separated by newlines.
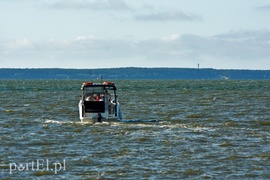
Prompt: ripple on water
<box><xmin>1</xmin><ymin>80</ymin><xmax>270</xmax><ymax>179</ymax></box>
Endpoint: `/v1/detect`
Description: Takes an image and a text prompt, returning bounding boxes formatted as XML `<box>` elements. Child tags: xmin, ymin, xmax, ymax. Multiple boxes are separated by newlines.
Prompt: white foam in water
<box><xmin>44</xmin><ymin>119</ymin><xmax>74</xmax><ymax>124</ymax></box>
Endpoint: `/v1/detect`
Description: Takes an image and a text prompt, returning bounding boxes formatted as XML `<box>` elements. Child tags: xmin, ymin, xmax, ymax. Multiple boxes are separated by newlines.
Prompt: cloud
<box><xmin>47</xmin><ymin>0</ymin><xmax>131</xmax><ymax>10</ymax></box>
<box><xmin>180</xmin><ymin>30</ymin><xmax>270</xmax><ymax>60</ymax></box>
<box><xmin>256</xmin><ymin>4</ymin><xmax>270</xmax><ymax>11</ymax></box>
<box><xmin>1</xmin><ymin>30</ymin><xmax>270</xmax><ymax>68</ymax></box>
<box><xmin>161</xmin><ymin>34</ymin><xmax>181</xmax><ymax>41</ymax></box>
<box><xmin>134</xmin><ymin>10</ymin><xmax>202</xmax><ymax>22</ymax></box>
<box><xmin>45</xmin><ymin>1</ymin><xmax>201</xmax><ymax>23</ymax></box>
<box><xmin>1</xmin><ymin>38</ymin><xmax>33</xmax><ymax>49</ymax></box>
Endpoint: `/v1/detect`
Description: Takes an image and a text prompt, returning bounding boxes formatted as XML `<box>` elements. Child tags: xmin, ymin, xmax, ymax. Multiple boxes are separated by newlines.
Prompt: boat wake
<box><xmin>44</xmin><ymin>119</ymin><xmax>75</xmax><ymax>124</ymax></box>
<box><xmin>44</xmin><ymin>119</ymin><xmax>160</xmax><ymax>126</ymax></box>
<box><xmin>119</xmin><ymin>119</ymin><xmax>159</xmax><ymax>123</ymax></box>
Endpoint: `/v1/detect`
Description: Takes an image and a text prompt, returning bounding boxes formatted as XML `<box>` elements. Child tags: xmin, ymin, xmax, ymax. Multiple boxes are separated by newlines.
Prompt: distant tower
<box><xmin>198</xmin><ymin>63</ymin><xmax>200</xmax><ymax>69</ymax></box>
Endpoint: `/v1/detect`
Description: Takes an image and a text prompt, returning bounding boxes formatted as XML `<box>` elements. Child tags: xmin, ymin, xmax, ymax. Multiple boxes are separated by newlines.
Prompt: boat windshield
<box><xmin>84</xmin><ymin>86</ymin><xmax>104</xmax><ymax>95</ymax></box>
<box><xmin>83</xmin><ymin>86</ymin><xmax>115</xmax><ymax>101</ymax></box>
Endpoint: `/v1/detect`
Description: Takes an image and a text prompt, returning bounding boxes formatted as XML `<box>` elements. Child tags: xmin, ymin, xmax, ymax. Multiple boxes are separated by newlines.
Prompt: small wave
<box><xmin>76</xmin><ymin>119</ymin><xmax>160</xmax><ymax>125</ymax></box>
<box><xmin>44</xmin><ymin>119</ymin><xmax>109</xmax><ymax>126</ymax></box>
<box><xmin>119</xmin><ymin>119</ymin><xmax>159</xmax><ymax>123</ymax></box>
<box><xmin>44</xmin><ymin>119</ymin><xmax>74</xmax><ymax>124</ymax></box>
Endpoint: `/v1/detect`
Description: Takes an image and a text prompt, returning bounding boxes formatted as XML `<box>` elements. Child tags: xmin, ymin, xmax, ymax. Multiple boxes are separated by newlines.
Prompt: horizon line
<box><xmin>0</xmin><ymin>67</ymin><xmax>270</xmax><ymax>71</ymax></box>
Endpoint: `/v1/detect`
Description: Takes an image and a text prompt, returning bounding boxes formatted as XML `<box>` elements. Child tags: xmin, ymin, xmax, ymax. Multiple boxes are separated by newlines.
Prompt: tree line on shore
<box><xmin>0</xmin><ymin>67</ymin><xmax>270</xmax><ymax>80</ymax></box>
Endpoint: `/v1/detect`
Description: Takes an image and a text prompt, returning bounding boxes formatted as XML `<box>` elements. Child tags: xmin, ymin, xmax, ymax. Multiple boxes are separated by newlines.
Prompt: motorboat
<box><xmin>78</xmin><ymin>81</ymin><xmax>122</xmax><ymax>122</ymax></box>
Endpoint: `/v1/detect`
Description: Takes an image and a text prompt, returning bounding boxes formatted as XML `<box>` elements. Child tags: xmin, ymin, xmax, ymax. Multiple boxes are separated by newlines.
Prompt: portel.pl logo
<box><xmin>8</xmin><ymin>159</ymin><xmax>66</xmax><ymax>174</ymax></box>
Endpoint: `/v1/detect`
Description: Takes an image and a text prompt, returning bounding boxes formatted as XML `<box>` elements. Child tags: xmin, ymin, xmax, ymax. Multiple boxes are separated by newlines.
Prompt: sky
<box><xmin>0</xmin><ymin>0</ymin><xmax>270</xmax><ymax>69</ymax></box>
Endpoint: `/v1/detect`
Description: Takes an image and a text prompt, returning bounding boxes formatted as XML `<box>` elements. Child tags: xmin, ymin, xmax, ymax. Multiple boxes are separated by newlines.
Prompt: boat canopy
<box><xmin>81</xmin><ymin>82</ymin><xmax>116</xmax><ymax>90</ymax></box>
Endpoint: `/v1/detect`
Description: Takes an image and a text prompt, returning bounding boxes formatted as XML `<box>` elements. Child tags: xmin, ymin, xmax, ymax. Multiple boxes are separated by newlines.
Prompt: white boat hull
<box><xmin>79</xmin><ymin>100</ymin><xmax>122</xmax><ymax>123</ymax></box>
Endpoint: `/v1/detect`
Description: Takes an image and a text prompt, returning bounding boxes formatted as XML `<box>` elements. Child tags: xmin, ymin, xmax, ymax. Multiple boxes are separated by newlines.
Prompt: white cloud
<box><xmin>176</xmin><ymin>33</ymin><xmax>264</xmax><ymax>61</ymax></box>
<box><xmin>74</xmin><ymin>36</ymin><xmax>96</xmax><ymax>42</ymax></box>
<box><xmin>48</xmin><ymin>0</ymin><xmax>91</xmax><ymax>9</ymax></box>
<box><xmin>45</xmin><ymin>1</ymin><xmax>202</xmax><ymax>22</ymax></box>
<box><xmin>1</xmin><ymin>30</ymin><xmax>270</xmax><ymax>69</ymax></box>
<box><xmin>2</xmin><ymin>39</ymin><xmax>33</xmax><ymax>49</ymax></box>
<box><xmin>134</xmin><ymin>10</ymin><xmax>202</xmax><ymax>22</ymax></box>
<box><xmin>47</xmin><ymin>0</ymin><xmax>131</xmax><ymax>10</ymax></box>
<box><xmin>161</xmin><ymin>34</ymin><xmax>180</xmax><ymax>41</ymax></box>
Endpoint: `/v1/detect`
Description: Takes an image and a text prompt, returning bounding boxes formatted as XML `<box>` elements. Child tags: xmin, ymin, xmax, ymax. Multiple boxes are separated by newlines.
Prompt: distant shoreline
<box><xmin>1</xmin><ymin>67</ymin><xmax>270</xmax><ymax>80</ymax></box>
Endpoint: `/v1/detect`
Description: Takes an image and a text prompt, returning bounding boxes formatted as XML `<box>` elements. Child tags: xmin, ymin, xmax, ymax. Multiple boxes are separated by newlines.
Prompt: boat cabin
<box><xmin>79</xmin><ymin>81</ymin><xmax>122</xmax><ymax>122</ymax></box>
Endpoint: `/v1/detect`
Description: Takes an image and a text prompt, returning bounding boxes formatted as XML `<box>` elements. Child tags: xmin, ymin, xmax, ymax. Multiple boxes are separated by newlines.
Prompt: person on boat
<box><xmin>95</xmin><ymin>94</ymin><xmax>101</xmax><ymax>101</ymax></box>
<box><xmin>92</xmin><ymin>94</ymin><xmax>100</xmax><ymax>101</ymax></box>
<box><xmin>104</xmin><ymin>90</ymin><xmax>112</xmax><ymax>113</ymax></box>
<box><xmin>104</xmin><ymin>90</ymin><xmax>111</xmax><ymax>102</ymax></box>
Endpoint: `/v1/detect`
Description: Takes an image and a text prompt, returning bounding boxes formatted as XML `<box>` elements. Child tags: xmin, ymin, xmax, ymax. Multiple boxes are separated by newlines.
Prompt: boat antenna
<box><xmin>100</xmin><ymin>75</ymin><xmax>103</xmax><ymax>83</ymax></box>
<box><xmin>96</xmin><ymin>75</ymin><xmax>103</xmax><ymax>83</ymax></box>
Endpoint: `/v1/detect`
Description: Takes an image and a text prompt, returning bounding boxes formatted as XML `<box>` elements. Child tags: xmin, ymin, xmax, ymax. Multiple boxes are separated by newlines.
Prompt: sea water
<box><xmin>0</xmin><ymin>80</ymin><xmax>270</xmax><ymax>179</ymax></box>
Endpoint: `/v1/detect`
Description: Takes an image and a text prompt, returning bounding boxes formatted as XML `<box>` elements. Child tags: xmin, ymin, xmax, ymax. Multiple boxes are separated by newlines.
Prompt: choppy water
<box><xmin>0</xmin><ymin>80</ymin><xmax>270</xmax><ymax>179</ymax></box>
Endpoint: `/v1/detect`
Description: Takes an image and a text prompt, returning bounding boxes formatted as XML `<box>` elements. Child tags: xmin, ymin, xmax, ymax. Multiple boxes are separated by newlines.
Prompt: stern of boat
<box><xmin>79</xmin><ymin>100</ymin><xmax>122</xmax><ymax>123</ymax></box>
